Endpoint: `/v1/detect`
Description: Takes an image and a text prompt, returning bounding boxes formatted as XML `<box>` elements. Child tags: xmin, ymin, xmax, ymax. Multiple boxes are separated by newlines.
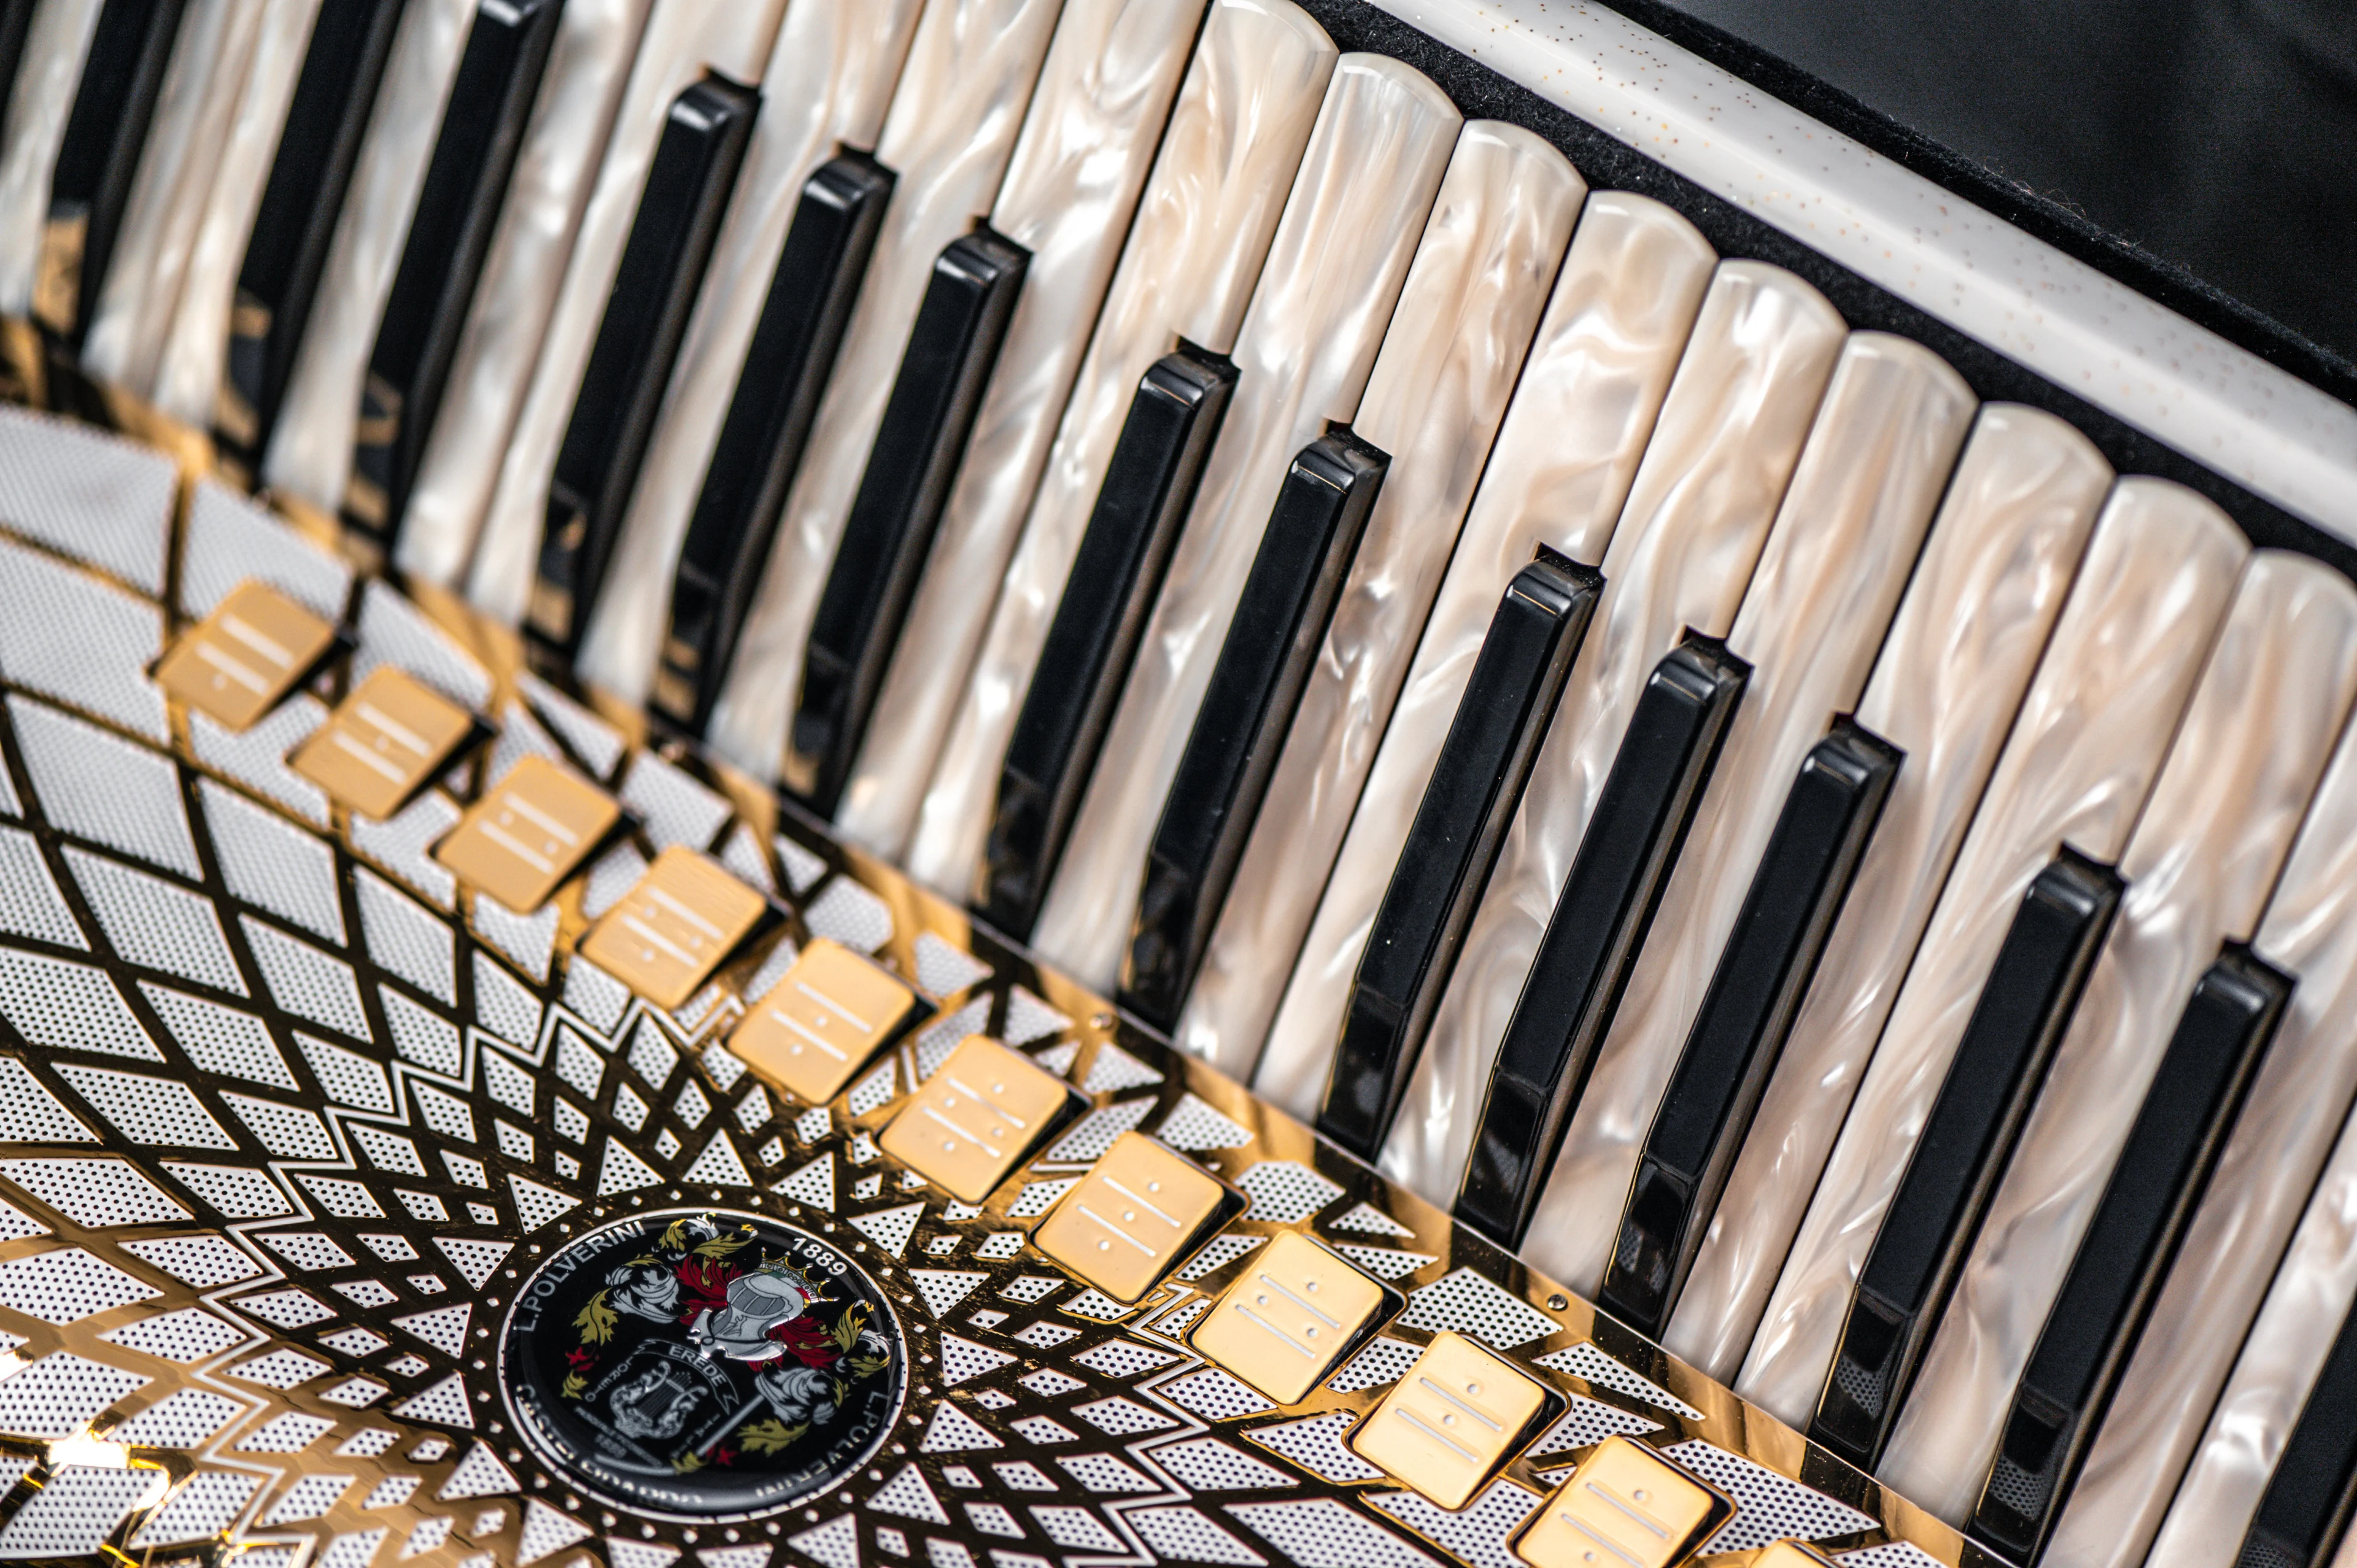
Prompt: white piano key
<box><xmin>79</xmin><ymin>0</ymin><xmax>266</xmax><ymax>395</ymax></box>
<box><xmin>1733</xmin><ymin>477</ymin><xmax>2248</xmax><ymax>1429</ymax></box>
<box><xmin>832</xmin><ymin>0</ymin><xmax>1216</xmax><ymax>858</ymax></box>
<box><xmin>697</xmin><ymin>0</ymin><xmax>1069</xmax><ymax>776</ymax></box>
<box><xmin>1169</xmin><ymin>120</ymin><xmax>1585</xmax><ymax>1077</ymax></box>
<box><xmin>1663</xmin><ymin>405</ymin><xmax>2112</xmax><ymax>1381</ymax></box>
<box><xmin>0</xmin><ymin>0</ymin><xmax>103</xmax><ymax>314</ymax></box>
<box><xmin>257</xmin><ymin>0</ymin><xmax>480</xmax><ymax>513</ymax></box>
<box><xmin>391</xmin><ymin>0</ymin><xmax>654</xmax><ymax>585</ymax></box>
<box><xmin>574</xmin><ymin>0</ymin><xmax>927</xmax><ymax>702</ymax></box>
<box><xmin>902</xmin><ymin>0</ymin><xmax>1336</xmax><ymax>901</ymax></box>
<box><xmin>2145</xmin><ymin>1089</ymin><xmax>2357</xmax><ymax>1564</ymax></box>
<box><xmin>1515</xmin><ymin>331</ymin><xmax>1974</xmax><ymax>1297</ymax></box>
<box><xmin>2045</xmin><ymin>692</ymin><xmax>2357</xmax><ymax>1568</ymax></box>
<box><xmin>1302</xmin><ymin>258</ymin><xmax>1847</xmax><ymax>1164</ymax></box>
<box><xmin>460</xmin><ymin>0</ymin><xmax>791</xmax><ymax>619</ymax></box>
<box><xmin>147</xmin><ymin>0</ymin><xmax>321</xmax><ymax>428</ymax></box>
<box><xmin>1246</xmin><ymin>191</ymin><xmax>1713</xmax><ymax>1104</ymax></box>
<box><xmin>1023</xmin><ymin>53</ymin><xmax>1460</xmax><ymax>994</ymax></box>
<box><xmin>1877</xmin><ymin>549</ymin><xmax>2357</xmax><ymax>1525</ymax></box>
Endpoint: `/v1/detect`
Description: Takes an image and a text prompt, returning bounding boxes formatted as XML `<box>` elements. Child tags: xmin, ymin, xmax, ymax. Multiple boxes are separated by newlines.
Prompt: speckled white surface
<box><xmin>1879</xmin><ymin>549</ymin><xmax>2357</xmax><ymax>1525</ymax></box>
<box><xmin>700</xmin><ymin>0</ymin><xmax>1069</xmax><ymax>781</ymax></box>
<box><xmin>1735</xmin><ymin>477</ymin><xmax>2250</xmax><ymax>1431</ymax></box>
<box><xmin>1372</xmin><ymin>0</ymin><xmax>2357</xmax><ymax>543</ymax></box>
<box><xmin>260</xmin><ymin>0</ymin><xmax>479</xmax><ymax>512</ymax></box>
<box><xmin>461</xmin><ymin>0</ymin><xmax>791</xmax><ymax>620</ymax></box>
<box><xmin>575</xmin><ymin>0</ymin><xmax>929</xmax><ymax>702</ymax></box>
<box><xmin>834</xmin><ymin>0</ymin><xmax>1214</xmax><ymax>859</ymax></box>
<box><xmin>393</xmin><ymin>0</ymin><xmax>655</xmax><ymax>585</ymax></box>
<box><xmin>1517</xmin><ymin>331</ymin><xmax>1976</xmax><ymax>1299</ymax></box>
<box><xmin>1172</xmin><ymin>120</ymin><xmax>1584</xmax><ymax>1079</ymax></box>
<box><xmin>1283</xmin><ymin>259</ymin><xmax>1843</xmax><ymax>1161</ymax></box>
<box><xmin>1248</xmin><ymin>190</ymin><xmax>1712</xmax><ymax>1112</ymax></box>
<box><xmin>80</xmin><ymin>0</ymin><xmax>266</xmax><ymax>394</ymax></box>
<box><xmin>903</xmin><ymin>0</ymin><xmax>1338</xmax><ymax>905</ymax></box>
<box><xmin>0</xmin><ymin>0</ymin><xmax>102</xmax><ymax>315</ymax></box>
<box><xmin>1666</xmin><ymin>404</ymin><xmax>2112</xmax><ymax>1382</ymax></box>
<box><xmin>2047</xmin><ymin>695</ymin><xmax>2357</xmax><ymax>1568</ymax></box>
<box><xmin>149</xmin><ymin>0</ymin><xmax>329</xmax><ymax>427</ymax></box>
<box><xmin>1027</xmin><ymin>53</ymin><xmax>1461</xmax><ymax>994</ymax></box>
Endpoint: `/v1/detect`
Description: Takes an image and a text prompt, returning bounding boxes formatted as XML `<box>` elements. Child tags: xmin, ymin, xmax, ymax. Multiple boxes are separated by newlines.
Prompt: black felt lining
<box><xmin>1298</xmin><ymin>0</ymin><xmax>2357</xmax><ymax>581</ymax></box>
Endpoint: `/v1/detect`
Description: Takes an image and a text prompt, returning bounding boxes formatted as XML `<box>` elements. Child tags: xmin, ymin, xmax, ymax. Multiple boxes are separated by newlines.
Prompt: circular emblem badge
<box><xmin>501</xmin><ymin>1210</ymin><xmax>907</xmax><ymax>1520</ymax></box>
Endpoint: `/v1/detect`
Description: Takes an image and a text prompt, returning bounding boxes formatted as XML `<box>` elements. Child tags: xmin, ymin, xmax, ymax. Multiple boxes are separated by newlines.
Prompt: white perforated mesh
<box><xmin>1178</xmin><ymin>1234</ymin><xmax>1264</xmax><ymax>1282</ymax></box>
<box><xmin>1325</xmin><ymin>1243</ymin><xmax>1435</xmax><ymax>1283</ymax></box>
<box><xmin>473</xmin><ymin>894</ymin><xmax>559</xmax><ymax>983</ymax></box>
<box><xmin>1157</xmin><ymin>1094</ymin><xmax>1254</xmax><ymax>1152</ymax></box>
<box><xmin>0</xmin><ymin>1352</ymin><xmax>149</xmax><ymax>1437</ymax></box>
<box><xmin>1524</xmin><ymin>1396</ymin><xmax>1662</xmax><ymax>1455</ymax></box>
<box><xmin>385</xmin><ymin>989</ymin><xmax>462</xmax><ymax>1077</ymax></box>
<box><xmin>1661</xmin><ymin>1443</ymin><xmax>1875</xmax><ymax>1551</ymax></box>
<box><xmin>916</xmin><ymin>999</ymin><xmax>993</xmax><ymax>1081</ymax></box>
<box><xmin>0</xmin><ymin>1057</ymin><xmax>95</xmax><ymax>1141</ymax></box>
<box><xmin>58</xmin><ymin>1065</ymin><xmax>233</xmax><ymax>1147</ymax></box>
<box><xmin>1042</xmin><ymin>1099</ymin><xmax>1154</xmax><ymax>1164</ymax></box>
<box><xmin>358</xmin><ymin>870</ymin><xmax>454</xmax><ymax>1002</ymax></box>
<box><xmin>0</xmin><ymin>536</ymin><xmax>167</xmax><ymax>738</ymax></box>
<box><xmin>0</xmin><ymin>1157</ymin><xmax>188</xmax><ymax>1226</ymax></box>
<box><xmin>354</xmin><ymin>582</ymin><xmax>491</xmax><ymax>710</ymax></box>
<box><xmin>1152</xmin><ymin>1437</ymin><xmax>1296</xmax><ymax>1493</ymax></box>
<box><xmin>1235</xmin><ymin>1164</ymin><xmax>1344</xmax><ymax>1225</ymax></box>
<box><xmin>231</xmin><ymin>1288</ymin><xmax>333</xmax><ymax>1329</ymax></box>
<box><xmin>140</xmin><ymin>984</ymin><xmax>294</xmax><ymax>1088</ymax></box>
<box><xmin>114</xmin><ymin>1387</ymin><xmax>242</xmax><ymax>1447</ymax></box>
<box><xmin>0</xmin><ymin>1462</ymin><xmax>162</xmax><ymax>1554</ymax></box>
<box><xmin>242</xmin><ymin>917</ymin><xmax>370</xmax><ymax>1038</ymax></box>
<box><xmin>188</xmin><ymin>699</ymin><xmax>331</xmax><ymax>825</ymax></box>
<box><xmin>349</xmin><ymin>791</ymin><xmax>460</xmax><ymax>909</ymax></box>
<box><xmin>300</xmin><ymin>1033</ymin><xmax>394</xmax><ymax>1111</ymax></box>
<box><xmin>0</xmin><ymin>1247</ymin><xmax>160</xmax><ymax>1320</ymax></box>
<box><xmin>1028</xmin><ymin>1505</ymin><xmax>1117</xmax><ymax>1549</ymax></box>
<box><xmin>1072</xmin><ymin>1339</ymin><xmax>1179</xmax><ymax>1380</ymax></box>
<box><xmin>1080</xmin><ymin>1043</ymin><xmax>1164</xmax><ymax>1095</ymax></box>
<box><xmin>0</xmin><ymin>828</ymin><xmax>82</xmax><ymax>949</ymax></box>
<box><xmin>475</xmin><ymin>951</ymin><xmax>543</xmax><ymax>1048</ymax></box>
<box><xmin>803</xmin><ymin>878</ymin><xmax>892</xmax><ymax>952</ymax></box>
<box><xmin>158</xmin><ymin>1162</ymin><xmax>287</xmax><ymax>1218</ymax></box>
<box><xmin>1225</xmin><ymin>1500</ymin><xmax>1439</xmax><ymax>1568</ymax></box>
<box><xmin>1162</xmin><ymin>1370</ymin><xmax>1274</xmax><ymax>1423</ymax></box>
<box><xmin>1398</xmin><ymin>1270</ymin><xmax>1562</xmax><ymax>1350</ymax></box>
<box><xmin>201</xmin><ymin>781</ymin><xmax>346</xmax><ymax>944</ymax></box>
<box><xmin>221</xmin><ymin>1093</ymin><xmax>337</xmax><ymax>1158</ymax></box>
<box><xmin>1244</xmin><ymin>1412</ymin><xmax>1382</xmax><ymax>1482</ymax></box>
<box><xmin>122</xmin><ymin>1234</ymin><xmax>260</xmax><ymax>1287</ymax></box>
<box><xmin>0</xmin><ymin>407</ymin><xmax>176</xmax><ymax>590</ymax></box>
<box><xmin>179</xmin><ymin>479</ymin><xmax>352</xmax><ymax>618</ymax></box>
<box><xmin>133</xmin><ymin>1470</ymin><xmax>261</xmax><ymax>1545</ymax></box>
<box><xmin>619</xmin><ymin>752</ymin><xmax>732</xmax><ymax>852</ymax></box>
<box><xmin>9</xmin><ymin>698</ymin><xmax>197</xmax><ymax>875</ymax></box>
<box><xmin>66</xmin><ymin>849</ymin><xmax>247</xmax><ymax>998</ymax></box>
<box><xmin>1326</xmin><ymin>1337</ymin><xmax>1423</xmax><ymax>1394</ymax></box>
<box><xmin>517</xmin><ymin>671</ymin><xmax>624</xmax><ymax>779</ymax></box>
<box><xmin>1368</xmin><ymin>1481</ymin><xmax>1541</xmax><ymax>1568</ymax></box>
<box><xmin>1528</xmin><ymin>1343</ymin><xmax>1706</xmax><ymax>1419</ymax></box>
<box><xmin>1128</xmin><ymin>1505</ymin><xmax>1266</xmax><ymax>1565</ymax></box>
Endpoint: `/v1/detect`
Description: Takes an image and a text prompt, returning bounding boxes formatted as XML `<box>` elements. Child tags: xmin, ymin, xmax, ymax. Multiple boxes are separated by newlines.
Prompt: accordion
<box><xmin>0</xmin><ymin>2</ymin><xmax>2347</xmax><ymax>1568</ymax></box>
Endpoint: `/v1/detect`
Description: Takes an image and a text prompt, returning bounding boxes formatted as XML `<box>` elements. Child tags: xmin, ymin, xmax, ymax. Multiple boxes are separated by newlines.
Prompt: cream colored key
<box><xmin>577</xmin><ymin>0</ymin><xmax>927</xmax><ymax>700</ymax></box>
<box><xmin>292</xmin><ymin>665</ymin><xmax>474</xmax><ymax>820</ymax></box>
<box><xmin>1665</xmin><ymin>404</ymin><xmax>2111</xmax><ymax>1380</ymax></box>
<box><xmin>1510</xmin><ymin>1437</ymin><xmax>1731</xmax><ymax>1568</ymax></box>
<box><xmin>699</xmin><ymin>0</ymin><xmax>1070</xmax><ymax>776</ymax></box>
<box><xmin>1515</xmin><ymin>332</ymin><xmax>1975</xmax><ymax>1297</ymax></box>
<box><xmin>1352</xmin><ymin>1331</ymin><xmax>1549</xmax><ymax>1508</ymax></box>
<box><xmin>389</xmin><ymin>0</ymin><xmax>656</xmax><ymax>582</ymax></box>
<box><xmin>1879</xmin><ymin>549</ymin><xmax>2357</xmax><ymax>1524</ymax></box>
<box><xmin>1735</xmin><ymin>479</ymin><xmax>2248</xmax><ymax>1429</ymax></box>
<box><xmin>579</xmin><ymin>846</ymin><xmax>768</xmax><ymax>1008</ymax></box>
<box><xmin>0</xmin><ymin>0</ymin><xmax>104</xmax><ymax>317</ymax></box>
<box><xmin>435</xmin><ymin>754</ymin><xmax>621</xmax><ymax>913</ymax></box>
<box><xmin>260</xmin><ymin>0</ymin><xmax>479</xmax><ymax>506</ymax></box>
<box><xmin>460</xmin><ymin>0</ymin><xmax>792</xmax><ymax>617</ymax></box>
<box><xmin>727</xmin><ymin>938</ymin><xmax>916</xmax><ymax>1104</ymax></box>
<box><xmin>1172</xmin><ymin>118</ymin><xmax>1585</xmax><ymax>1076</ymax></box>
<box><xmin>1193</xmin><ymin>1230</ymin><xmax>1385</xmax><ymax>1402</ymax></box>
<box><xmin>1033</xmin><ymin>1132</ymin><xmax>1226</xmax><ymax>1303</ymax></box>
<box><xmin>1271</xmin><ymin>260</ymin><xmax>1843</xmax><ymax>1170</ymax></box>
<box><xmin>880</xmin><ymin>1035</ymin><xmax>1069</xmax><ymax>1203</ymax></box>
<box><xmin>903</xmin><ymin>0</ymin><xmax>1337</xmax><ymax>901</ymax></box>
<box><xmin>155</xmin><ymin>579</ymin><xmax>338</xmax><ymax>732</ymax></box>
<box><xmin>1028</xmin><ymin>53</ymin><xmax>1461</xmax><ymax>992</ymax></box>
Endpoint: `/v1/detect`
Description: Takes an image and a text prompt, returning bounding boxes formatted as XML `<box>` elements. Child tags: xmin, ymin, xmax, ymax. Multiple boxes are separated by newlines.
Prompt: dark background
<box><xmin>1636</xmin><ymin>0</ymin><xmax>2357</xmax><ymax>384</ymax></box>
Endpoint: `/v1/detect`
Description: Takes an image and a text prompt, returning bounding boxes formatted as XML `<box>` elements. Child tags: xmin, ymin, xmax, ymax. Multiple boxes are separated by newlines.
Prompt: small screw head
<box><xmin>1546</xmin><ymin>1294</ymin><xmax>1569</xmax><ymax>1312</ymax></box>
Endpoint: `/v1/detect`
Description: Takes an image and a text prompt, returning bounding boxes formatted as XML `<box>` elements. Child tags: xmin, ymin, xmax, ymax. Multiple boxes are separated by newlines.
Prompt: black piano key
<box><xmin>1449</xmin><ymin>636</ymin><xmax>1749</xmax><ymax>1246</ymax></box>
<box><xmin>343</xmin><ymin>0</ymin><xmax>564</xmax><ymax>554</ymax></box>
<box><xmin>1968</xmin><ymin>946</ymin><xmax>2293</xmax><ymax>1564</ymax></box>
<box><xmin>648</xmin><ymin>151</ymin><xmax>895</xmax><ymax>736</ymax></box>
<box><xmin>977</xmin><ymin>346</ymin><xmax>1239</xmax><ymax>938</ymax></box>
<box><xmin>781</xmin><ymin>226</ymin><xmax>1030</xmax><ymax>811</ymax></box>
<box><xmin>1810</xmin><ymin>849</ymin><xmax>2123</xmax><ymax>1472</ymax></box>
<box><xmin>32</xmin><ymin>0</ymin><xmax>191</xmax><ymax>347</ymax></box>
<box><xmin>525</xmin><ymin>72</ymin><xmax>761</xmax><ymax>657</ymax></box>
<box><xmin>214</xmin><ymin>0</ymin><xmax>408</xmax><ymax>477</ymax></box>
<box><xmin>1309</xmin><ymin>550</ymin><xmax>1602</xmax><ymax>1159</ymax></box>
<box><xmin>2238</xmin><ymin>1299</ymin><xmax>2357</xmax><ymax>1568</ymax></box>
<box><xmin>1118</xmin><ymin>430</ymin><xmax>1390</xmax><ymax>1030</ymax></box>
<box><xmin>1598</xmin><ymin>718</ymin><xmax>1903</xmax><ymax>1338</ymax></box>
